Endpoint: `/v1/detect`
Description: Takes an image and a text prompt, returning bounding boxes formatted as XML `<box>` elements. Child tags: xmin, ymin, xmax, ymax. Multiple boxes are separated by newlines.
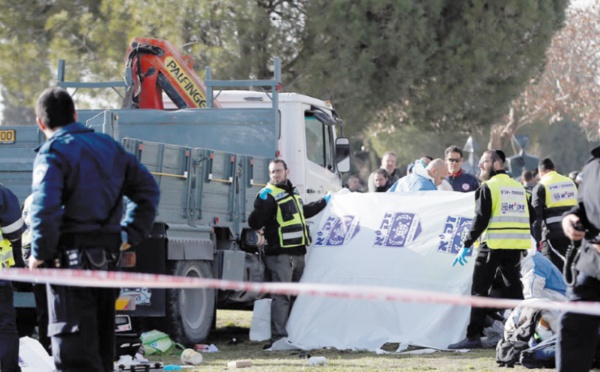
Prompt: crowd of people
<box><xmin>347</xmin><ymin>145</ymin><xmax>584</xmax><ymax>197</ymax></box>
<box><xmin>347</xmin><ymin>146</ymin><xmax>481</xmax><ymax>194</ymax></box>
<box><xmin>346</xmin><ymin>144</ymin><xmax>599</xmax><ymax>371</ymax></box>
<box><xmin>0</xmin><ymin>94</ymin><xmax>596</xmax><ymax>371</ymax></box>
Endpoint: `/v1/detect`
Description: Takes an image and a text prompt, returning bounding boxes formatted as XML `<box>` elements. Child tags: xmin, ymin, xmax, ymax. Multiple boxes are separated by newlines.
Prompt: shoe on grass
<box><xmin>447</xmin><ymin>337</ymin><xmax>482</xmax><ymax>350</ymax></box>
<box><xmin>262</xmin><ymin>342</ymin><xmax>273</xmax><ymax>351</ymax></box>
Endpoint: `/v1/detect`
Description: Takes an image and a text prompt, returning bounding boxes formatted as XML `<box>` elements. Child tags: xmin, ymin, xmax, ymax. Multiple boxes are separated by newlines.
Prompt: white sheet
<box><xmin>287</xmin><ymin>191</ymin><xmax>477</xmax><ymax>350</ymax></box>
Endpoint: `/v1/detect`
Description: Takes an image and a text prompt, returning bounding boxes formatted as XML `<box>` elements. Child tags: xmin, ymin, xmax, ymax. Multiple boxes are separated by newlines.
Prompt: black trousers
<box><xmin>466</xmin><ymin>246</ymin><xmax>524</xmax><ymax>338</ymax></box>
<box><xmin>33</xmin><ymin>283</ymin><xmax>50</xmax><ymax>353</ymax></box>
<box><xmin>47</xmin><ymin>284</ymin><xmax>118</xmax><ymax>372</ymax></box>
<box><xmin>0</xmin><ymin>281</ymin><xmax>19</xmax><ymax>372</ymax></box>
<box><xmin>557</xmin><ymin>273</ymin><xmax>600</xmax><ymax>372</ymax></box>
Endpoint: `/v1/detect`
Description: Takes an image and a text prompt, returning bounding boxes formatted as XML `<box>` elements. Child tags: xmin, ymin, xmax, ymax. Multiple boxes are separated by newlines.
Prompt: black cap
<box><xmin>495</xmin><ymin>150</ymin><xmax>506</xmax><ymax>164</ymax></box>
<box><xmin>538</xmin><ymin>157</ymin><xmax>555</xmax><ymax>171</ymax></box>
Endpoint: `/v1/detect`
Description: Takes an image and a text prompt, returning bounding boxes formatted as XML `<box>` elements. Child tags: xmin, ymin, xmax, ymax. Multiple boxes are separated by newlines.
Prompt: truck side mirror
<box><xmin>335</xmin><ymin>137</ymin><xmax>350</xmax><ymax>173</ymax></box>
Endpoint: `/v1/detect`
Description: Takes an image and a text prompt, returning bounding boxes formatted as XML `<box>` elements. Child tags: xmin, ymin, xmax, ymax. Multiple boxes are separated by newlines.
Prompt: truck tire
<box><xmin>167</xmin><ymin>260</ymin><xmax>215</xmax><ymax>345</ymax></box>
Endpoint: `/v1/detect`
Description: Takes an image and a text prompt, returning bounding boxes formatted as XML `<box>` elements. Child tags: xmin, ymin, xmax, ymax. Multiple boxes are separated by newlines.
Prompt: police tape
<box><xmin>2</xmin><ymin>267</ymin><xmax>600</xmax><ymax>316</ymax></box>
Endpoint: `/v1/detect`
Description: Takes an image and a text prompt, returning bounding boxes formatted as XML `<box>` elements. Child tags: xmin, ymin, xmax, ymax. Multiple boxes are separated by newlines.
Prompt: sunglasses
<box><xmin>446</xmin><ymin>158</ymin><xmax>461</xmax><ymax>163</ymax></box>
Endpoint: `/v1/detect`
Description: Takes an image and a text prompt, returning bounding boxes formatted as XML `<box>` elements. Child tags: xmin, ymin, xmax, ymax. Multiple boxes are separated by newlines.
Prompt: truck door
<box><xmin>303</xmin><ymin>110</ymin><xmax>340</xmax><ymax>204</ymax></box>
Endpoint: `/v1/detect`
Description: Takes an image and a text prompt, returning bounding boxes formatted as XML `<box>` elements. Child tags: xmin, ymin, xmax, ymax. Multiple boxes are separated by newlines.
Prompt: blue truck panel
<box><xmin>88</xmin><ymin>108</ymin><xmax>278</xmax><ymax>158</ymax></box>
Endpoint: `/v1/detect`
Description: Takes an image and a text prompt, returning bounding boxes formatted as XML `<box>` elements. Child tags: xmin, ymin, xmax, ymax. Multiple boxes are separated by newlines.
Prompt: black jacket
<box><xmin>569</xmin><ymin>146</ymin><xmax>600</xmax><ymax>279</ymax></box>
<box><xmin>248</xmin><ymin>179</ymin><xmax>327</xmax><ymax>256</ymax></box>
<box><xmin>531</xmin><ymin>181</ymin><xmax>572</xmax><ymax>242</ymax></box>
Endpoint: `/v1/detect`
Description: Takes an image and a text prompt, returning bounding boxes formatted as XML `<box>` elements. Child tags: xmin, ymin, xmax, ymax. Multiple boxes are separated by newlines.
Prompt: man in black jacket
<box><xmin>249</xmin><ymin>159</ymin><xmax>329</xmax><ymax>349</ymax></box>
<box><xmin>28</xmin><ymin>88</ymin><xmax>160</xmax><ymax>372</ymax></box>
<box><xmin>558</xmin><ymin>145</ymin><xmax>600</xmax><ymax>372</ymax></box>
<box><xmin>531</xmin><ymin>158</ymin><xmax>578</xmax><ymax>270</ymax></box>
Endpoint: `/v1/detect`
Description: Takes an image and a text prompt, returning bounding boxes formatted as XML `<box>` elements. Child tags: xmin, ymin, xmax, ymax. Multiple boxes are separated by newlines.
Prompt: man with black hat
<box><xmin>531</xmin><ymin>158</ymin><xmax>578</xmax><ymax>271</ymax></box>
<box><xmin>448</xmin><ymin>149</ymin><xmax>534</xmax><ymax>349</ymax></box>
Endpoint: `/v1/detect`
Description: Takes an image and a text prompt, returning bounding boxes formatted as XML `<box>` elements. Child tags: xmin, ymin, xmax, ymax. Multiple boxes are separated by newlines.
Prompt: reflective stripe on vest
<box><xmin>484</xmin><ymin>174</ymin><xmax>531</xmax><ymax>249</ymax></box>
<box><xmin>264</xmin><ymin>184</ymin><xmax>310</xmax><ymax>248</ymax></box>
<box><xmin>540</xmin><ymin>171</ymin><xmax>577</xmax><ymax>209</ymax></box>
<box><xmin>0</xmin><ymin>239</ymin><xmax>14</xmax><ymax>269</ymax></box>
<box><xmin>1</xmin><ymin>218</ymin><xmax>23</xmax><ymax>235</ymax></box>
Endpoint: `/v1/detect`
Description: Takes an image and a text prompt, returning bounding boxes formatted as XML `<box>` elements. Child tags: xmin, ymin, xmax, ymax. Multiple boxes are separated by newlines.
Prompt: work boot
<box><xmin>263</xmin><ymin>337</ymin><xmax>295</xmax><ymax>351</ymax></box>
<box><xmin>447</xmin><ymin>336</ymin><xmax>483</xmax><ymax>350</ymax></box>
<box><xmin>262</xmin><ymin>337</ymin><xmax>284</xmax><ymax>351</ymax></box>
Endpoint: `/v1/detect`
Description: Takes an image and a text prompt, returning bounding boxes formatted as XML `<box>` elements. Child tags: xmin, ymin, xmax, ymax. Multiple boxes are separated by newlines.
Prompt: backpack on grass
<box><xmin>496</xmin><ymin>305</ymin><xmax>541</xmax><ymax>367</ymax></box>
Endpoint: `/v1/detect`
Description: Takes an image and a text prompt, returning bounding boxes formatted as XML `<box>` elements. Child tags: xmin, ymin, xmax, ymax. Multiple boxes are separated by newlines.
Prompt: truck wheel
<box><xmin>168</xmin><ymin>260</ymin><xmax>215</xmax><ymax>345</ymax></box>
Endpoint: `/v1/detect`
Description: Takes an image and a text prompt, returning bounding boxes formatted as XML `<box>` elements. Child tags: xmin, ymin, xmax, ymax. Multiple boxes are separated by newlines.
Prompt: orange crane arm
<box><xmin>123</xmin><ymin>38</ymin><xmax>220</xmax><ymax>109</ymax></box>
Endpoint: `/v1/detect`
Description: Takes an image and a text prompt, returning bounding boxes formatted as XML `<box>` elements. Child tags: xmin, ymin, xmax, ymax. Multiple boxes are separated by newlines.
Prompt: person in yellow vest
<box><xmin>448</xmin><ymin>150</ymin><xmax>534</xmax><ymax>349</ymax></box>
<box><xmin>248</xmin><ymin>158</ymin><xmax>329</xmax><ymax>350</ymax></box>
<box><xmin>0</xmin><ymin>184</ymin><xmax>26</xmax><ymax>372</ymax></box>
<box><xmin>531</xmin><ymin>158</ymin><xmax>578</xmax><ymax>271</ymax></box>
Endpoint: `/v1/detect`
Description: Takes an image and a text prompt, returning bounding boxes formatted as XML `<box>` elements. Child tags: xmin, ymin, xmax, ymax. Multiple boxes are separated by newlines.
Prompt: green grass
<box><xmin>145</xmin><ymin>310</ymin><xmax>551</xmax><ymax>371</ymax></box>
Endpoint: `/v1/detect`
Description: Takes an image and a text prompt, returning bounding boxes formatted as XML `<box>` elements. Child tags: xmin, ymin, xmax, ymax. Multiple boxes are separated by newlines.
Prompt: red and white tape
<box><xmin>1</xmin><ymin>268</ymin><xmax>599</xmax><ymax>316</ymax></box>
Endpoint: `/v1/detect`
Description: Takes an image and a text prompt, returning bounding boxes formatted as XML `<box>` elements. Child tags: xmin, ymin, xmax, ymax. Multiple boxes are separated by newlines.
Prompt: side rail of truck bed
<box><xmin>122</xmin><ymin>138</ymin><xmax>270</xmax><ymax>238</ymax></box>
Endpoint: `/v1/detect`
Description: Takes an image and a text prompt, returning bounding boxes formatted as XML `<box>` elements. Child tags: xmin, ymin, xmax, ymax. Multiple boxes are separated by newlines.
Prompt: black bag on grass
<box><xmin>496</xmin><ymin>306</ymin><xmax>541</xmax><ymax>367</ymax></box>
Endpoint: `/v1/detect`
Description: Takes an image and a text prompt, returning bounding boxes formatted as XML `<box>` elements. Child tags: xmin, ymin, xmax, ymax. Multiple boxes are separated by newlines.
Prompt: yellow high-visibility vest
<box><xmin>0</xmin><ymin>237</ymin><xmax>14</xmax><ymax>269</ymax></box>
<box><xmin>261</xmin><ymin>184</ymin><xmax>310</xmax><ymax>248</ymax></box>
<box><xmin>484</xmin><ymin>174</ymin><xmax>531</xmax><ymax>249</ymax></box>
<box><xmin>539</xmin><ymin>171</ymin><xmax>577</xmax><ymax>225</ymax></box>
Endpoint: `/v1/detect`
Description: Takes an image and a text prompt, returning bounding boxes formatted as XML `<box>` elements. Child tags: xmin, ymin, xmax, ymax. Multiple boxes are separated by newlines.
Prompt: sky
<box><xmin>571</xmin><ymin>0</ymin><xmax>594</xmax><ymax>8</ymax></box>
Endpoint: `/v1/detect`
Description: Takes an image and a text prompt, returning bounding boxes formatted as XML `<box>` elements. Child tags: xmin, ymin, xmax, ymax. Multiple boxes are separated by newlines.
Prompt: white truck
<box><xmin>2</xmin><ymin>40</ymin><xmax>350</xmax><ymax>345</ymax></box>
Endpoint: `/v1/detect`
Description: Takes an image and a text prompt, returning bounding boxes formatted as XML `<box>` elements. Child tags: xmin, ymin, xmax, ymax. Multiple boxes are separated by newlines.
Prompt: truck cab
<box><xmin>213</xmin><ymin>91</ymin><xmax>344</xmax><ymax>203</ymax></box>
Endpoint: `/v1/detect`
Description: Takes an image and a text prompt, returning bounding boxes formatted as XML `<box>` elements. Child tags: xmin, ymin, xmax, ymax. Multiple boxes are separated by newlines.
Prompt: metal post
<box><xmin>273</xmin><ymin>57</ymin><xmax>281</xmax><ymax>141</ymax></box>
<box><xmin>205</xmin><ymin>66</ymin><xmax>213</xmax><ymax>109</ymax></box>
<box><xmin>57</xmin><ymin>60</ymin><xmax>65</xmax><ymax>83</ymax></box>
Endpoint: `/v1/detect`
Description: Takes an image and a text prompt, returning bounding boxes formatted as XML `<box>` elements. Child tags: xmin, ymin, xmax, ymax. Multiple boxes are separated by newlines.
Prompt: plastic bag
<box><xmin>140</xmin><ymin>330</ymin><xmax>177</xmax><ymax>355</ymax></box>
<box><xmin>19</xmin><ymin>336</ymin><xmax>55</xmax><ymax>372</ymax></box>
<box><xmin>249</xmin><ymin>298</ymin><xmax>271</xmax><ymax>341</ymax></box>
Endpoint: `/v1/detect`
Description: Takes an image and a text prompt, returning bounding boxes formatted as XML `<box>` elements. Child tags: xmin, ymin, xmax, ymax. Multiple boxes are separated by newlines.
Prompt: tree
<box><xmin>0</xmin><ymin>0</ymin><xmax>59</xmax><ymax>124</ymax></box>
<box><xmin>0</xmin><ymin>0</ymin><xmax>568</xmax><ymax>135</ymax></box>
<box><xmin>0</xmin><ymin>0</ymin><xmax>312</xmax><ymax>123</ymax></box>
<box><xmin>526</xmin><ymin>115</ymin><xmax>599</xmax><ymax>172</ymax></box>
<box><xmin>299</xmin><ymin>0</ymin><xmax>568</xmax><ymax>135</ymax></box>
<box><xmin>495</xmin><ymin>2</ymin><xmax>600</xmax><ymax>146</ymax></box>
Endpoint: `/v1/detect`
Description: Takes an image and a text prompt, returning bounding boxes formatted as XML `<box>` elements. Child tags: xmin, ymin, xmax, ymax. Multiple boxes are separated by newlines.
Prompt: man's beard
<box><xmin>273</xmin><ymin>178</ymin><xmax>288</xmax><ymax>187</ymax></box>
<box><xmin>479</xmin><ymin>167</ymin><xmax>495</xmax><ymax>182</ymax></box>
<box><xmin>375</xmin><ymin>185</ymin><xmax>388</xmax><ymax>192</ymax></box>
